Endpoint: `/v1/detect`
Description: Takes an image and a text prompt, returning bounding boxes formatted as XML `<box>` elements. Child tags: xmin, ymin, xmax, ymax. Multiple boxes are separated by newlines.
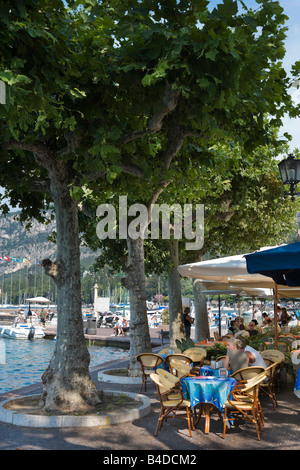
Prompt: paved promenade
<box><xmin>0</xmin><ymin>326</ymin><xmax>299</xmax><ymax>453</ymax></box>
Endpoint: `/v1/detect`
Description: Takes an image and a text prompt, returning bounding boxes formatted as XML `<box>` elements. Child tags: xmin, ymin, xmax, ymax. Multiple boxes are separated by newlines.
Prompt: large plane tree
<box><xmin>0</xmin><ymin>0</ymin><xmax>298</xmax><ymax>411</ymax></box>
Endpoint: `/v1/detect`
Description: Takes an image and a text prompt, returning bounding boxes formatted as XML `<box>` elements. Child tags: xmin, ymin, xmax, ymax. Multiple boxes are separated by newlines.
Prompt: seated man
<box><xmin>224</xmin><ymin>337</ymin><xmax>266</xmax><ymax>372</ymax></box>
<box><xmin>112</xmin><ymin>317</ymin><xmax>122</xmax><ymax>336</ymax></box>
<box><xmin>247</xmin><ymin>321</ymin><xmax>259</xmax><ymax>337</ymax></box>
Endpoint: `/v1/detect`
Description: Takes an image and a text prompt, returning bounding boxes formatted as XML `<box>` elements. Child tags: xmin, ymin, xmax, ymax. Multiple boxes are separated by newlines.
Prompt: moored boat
<box><xmin>0</xmin><ymin>322</ymin><xmax>45</xmax><ymax>339</ymax></box>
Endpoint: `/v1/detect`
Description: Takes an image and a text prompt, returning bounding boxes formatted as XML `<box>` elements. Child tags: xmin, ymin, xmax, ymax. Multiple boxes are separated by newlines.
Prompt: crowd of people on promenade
<box><xmin>205</xmin><ymin>303</ymin><xmax>299</xmax><ymax>373</ymax></box>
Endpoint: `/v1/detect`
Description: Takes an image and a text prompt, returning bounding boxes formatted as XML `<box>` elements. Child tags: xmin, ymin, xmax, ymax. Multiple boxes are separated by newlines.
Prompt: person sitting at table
<box><xmin>228</xmin><ymin>319</ymin><xmax>237</xmax><ymax>334</ymax></box>
<box><xmin>261</xmin><ymin>312</ymin><xmax>272</xmax><ymax>326</ymax></box>
<box><xmin>223</xmin><ymin>338</ymin><xmax>249</xmax><ymax>372</ymax></box>
<box><xmin>223</xmin><ymin>338</ymin><xmax>266</xmax><ymax>372</ymax></box>
<box><xmin>246</xmin><ymin>321</ymin><xmax>259</xmax><ymax>337</ymax></box>
<box><xmin>120</xmin><ymin>317</ymin><xmax>129</xmax><ymax>335</ymax></box>
<box><xmin>262</xmin><ymin>318</ymin><xmax>273</xmax><ymax>330</ymax></box>
<box><xmin>113</xmin><ymin>317</ymin><xmax>122</xmax><ymax>336</ymax></box>
<box><xmin>279</xmin><ymin>307</ymin><xmax>291</xmax><ymax>327</ymax></box>
<box><xmin>235</xmin><ymin>317</ymin><xmax>245</xmax><ymax>331</ymax></box>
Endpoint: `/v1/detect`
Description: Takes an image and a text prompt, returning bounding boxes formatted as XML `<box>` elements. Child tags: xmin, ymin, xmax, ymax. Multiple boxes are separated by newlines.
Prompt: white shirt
<box><xmin>245</xmin><ymin>345</ymin><xmax>267</xmax><ymax>369</ymax></box>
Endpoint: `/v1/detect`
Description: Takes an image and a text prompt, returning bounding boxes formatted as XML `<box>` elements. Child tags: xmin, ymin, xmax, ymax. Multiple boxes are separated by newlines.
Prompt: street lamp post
<box><xmin>278</xmin><ymin>154</ymin><xmax>300</xmax><ymax>201</ymax></box>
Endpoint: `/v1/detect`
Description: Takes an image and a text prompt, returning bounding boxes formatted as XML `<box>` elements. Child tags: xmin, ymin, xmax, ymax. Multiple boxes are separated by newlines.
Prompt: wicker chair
<box><xmin>184</xmin><ymin>347</ymin><xmax>207</xmax><ymax>373</ymax></box>
<box><xmin>169</xmin><ymin>358</ymin><xmax>195</xmax><ymax>379</ymax></box>
<box><xmin>230</xmin><ymin>366</ymin><xmax>265</xmax><ymax>382</ymax></box>
<box><xmin>259</xmin><ymin>362</ymin><xmax>281</xmax><ymax>410</ymax></box>
<box><xmin>261</xmin><ymin>349</ymin><xmax>285</xmax><ymax>363</ymax></box>
<box><xmin>223</xmin><ymin>371</ymin><xmax>268</xmax><ymax>440</ymax></box>
<box><xmin>157</xmin><ymin>368</ymin><xmax>181</xmax><ymax>387</ymax></box>
<box><xmin>277</xmin><ymin>341</ymin><xmax>292</xmax><ymax>353</ymax></box>
<box><xmin>136</xmin><ymin>353</ymin><xmax>164</xmax><ymax>393</ymax></box>
<box><xmin>215</xmin><ymin>355</ymin><xmax>227</xmax><ymax>367</ymax></box>
<box><xmin>263</xmin><ymin>357</ymin><xmax>275</xmax><ymax>368</ymax></box>
<box><xmin>184</xmin><ymin>347</ymin><xmax>206</xmax><ymax>363</ymax></box>
<box><xmin>164</xmin><ymin>354</ymin><xmax>193</xmax><ymax>374</ymax></box>
<box><xmin>150</xmin><ymin>372</ymin><xmax>195</xmax><ymax>436</ymax></box>
<box><xmin>157</xmin><ymin>347</ymin><xmax>181</xmax><ymax>355</ymax></box>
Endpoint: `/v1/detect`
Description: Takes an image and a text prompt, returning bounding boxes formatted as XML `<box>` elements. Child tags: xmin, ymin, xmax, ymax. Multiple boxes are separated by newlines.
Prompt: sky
<box><xmin>278</xmin><ymin>0</ymin><xmax>300</xmax><ymax>152</ymax></box>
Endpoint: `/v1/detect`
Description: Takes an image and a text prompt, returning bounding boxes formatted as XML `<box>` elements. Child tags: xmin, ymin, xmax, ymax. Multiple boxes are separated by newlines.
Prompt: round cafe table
<box><xmin>181</xmin><ymin>376</ymin><xmax>236</xmax><ymax>434</ymax></box>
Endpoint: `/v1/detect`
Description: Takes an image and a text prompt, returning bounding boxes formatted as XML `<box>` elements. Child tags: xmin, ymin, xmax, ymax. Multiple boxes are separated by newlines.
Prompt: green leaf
<box><xmin>70</xmin><ymin>186</ymin><xmax>84</xmax><ymax>201</ymax></box>
<box><xmin>205</xmin><ymin>49</ymin><xmax>218</xmax><ymax>61</ymax></box>
<box><xmin>197</xmin><ymin>78</ymin><xmax>210</xmax><ymax>88</ymax></box>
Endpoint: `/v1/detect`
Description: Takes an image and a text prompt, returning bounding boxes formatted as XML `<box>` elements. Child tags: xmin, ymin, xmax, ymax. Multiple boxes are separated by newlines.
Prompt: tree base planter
<box><xmin>0</xmin><ymin>391</ymin><xmax>151</xmax><ymax>428</ymax></box>
<box><xmin>98</xmin><ymin>369</ymin><xmax>142</xmax><ymax>385</ymax></box>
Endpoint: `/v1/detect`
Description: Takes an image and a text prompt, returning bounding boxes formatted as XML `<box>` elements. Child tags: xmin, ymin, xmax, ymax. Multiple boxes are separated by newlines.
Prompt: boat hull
<box><xmin>0</xmin><ymin>324</ymin><xmax>45</xmax><ymax>339</ymax></box>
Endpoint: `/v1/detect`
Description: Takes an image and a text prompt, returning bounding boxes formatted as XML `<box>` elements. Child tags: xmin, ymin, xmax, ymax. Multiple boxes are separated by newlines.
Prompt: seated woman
<box><xmin>224</xmin><ymin>337</ymin><xmax>266</xmax><ymax>372</ymax></box>
<box><xmin>279</xmin><ymin>307</ymin><xmax>291</xmax><ymax>327</ymax></box>
<box><xmin>261</xmin><ymin>311</ymin><xmax>272</xmax><ymax>326</ymax></box>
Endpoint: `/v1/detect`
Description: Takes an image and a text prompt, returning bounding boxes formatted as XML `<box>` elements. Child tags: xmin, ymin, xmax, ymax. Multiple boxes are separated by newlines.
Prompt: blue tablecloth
<box><xmin>157</xmin><ymin>354</ymin><xmax>167</xmax><ymax>370</ymax></box>
<box><xmin>181</xmin><ymin>376</ymin><xmax>236</xmax><ymax>413</ymax></box>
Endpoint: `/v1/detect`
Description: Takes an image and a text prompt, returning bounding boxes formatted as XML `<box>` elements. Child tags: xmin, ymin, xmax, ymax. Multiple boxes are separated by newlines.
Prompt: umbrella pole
<box><xmin>274</xmin><ymin>283</ymin><xmax>278</xmax><ymax>349</ymax></box>
<box><xmin>218</xmin><ymin>295</ymin><xmax>221</xmax><ymax>337</ymax></box>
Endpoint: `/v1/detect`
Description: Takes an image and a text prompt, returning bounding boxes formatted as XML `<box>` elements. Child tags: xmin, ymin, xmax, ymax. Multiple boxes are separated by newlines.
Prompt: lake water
<box><xmin>0</xmin><ymin>338</ymin><xmax>130</xmax><ymax>394</ymax></box>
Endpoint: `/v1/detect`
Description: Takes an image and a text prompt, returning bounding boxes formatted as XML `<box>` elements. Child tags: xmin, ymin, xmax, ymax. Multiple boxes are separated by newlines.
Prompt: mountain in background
<box><xmin>0</xmin><ymin>212</ymin><xmax>56</xmax><ymax>273</ymax></box>
<box><xmin>0</xmin><ymin>212</ymin><xmax>99</xmax><ymax>304</ymax></box>
<box><xmin>0</xmin><ymin>212</ymin><xmax>172</xmax><ymax>305</ymax></box>
<box><xmin>0</xmin><ymin>211</ymin><xmax>96</xmax><ymax>273</ymax></box>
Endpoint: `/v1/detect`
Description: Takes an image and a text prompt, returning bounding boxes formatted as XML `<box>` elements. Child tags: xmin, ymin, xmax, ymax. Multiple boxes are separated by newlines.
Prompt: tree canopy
<box><xmin>0</xmin><ymin>0</ymin><xmax>299</xmax><ymax>408</ymax></box>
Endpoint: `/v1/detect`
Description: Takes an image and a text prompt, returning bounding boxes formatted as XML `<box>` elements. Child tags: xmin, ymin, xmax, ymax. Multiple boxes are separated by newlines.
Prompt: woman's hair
<box><xmin>228</xmin><ymin>337</ymin><xmax>247</xmax><ymax>350</ymax></box>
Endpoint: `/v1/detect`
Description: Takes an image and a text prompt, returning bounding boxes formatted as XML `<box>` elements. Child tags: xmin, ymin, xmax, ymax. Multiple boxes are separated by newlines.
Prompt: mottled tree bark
<box><xmin>123</xmin><ymin>236</ymin><xmax>152</xmax><ymax>376</ymax></box>
<box><xmin>168</xmin><ymin>240</ymin><xmax>185</xmax><ymax>347</ymax></box>
<box><xmin>193</xmin><ymin>279</ymin><xmax>210</xmax><ymax>342</ymax></box>
<box><xmin>40</xmin><ymin>179</ymin><xmax>100</xmax><ymax>412</ymax></box>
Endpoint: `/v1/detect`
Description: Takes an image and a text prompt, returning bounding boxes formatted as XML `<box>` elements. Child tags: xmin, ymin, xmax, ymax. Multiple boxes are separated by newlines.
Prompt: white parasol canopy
<box><xmin>178</xmin><ymin>247</ymin><xmax>300</xmax><ymax>347</ymax></box>
<box><xmin>25</xmin><ymin>296</ymin><xmax>51</xmax><ymax>303</ymax></box>
<box><xmin>178</xmin><ymin>248</ymin><xmax>300</xmax><ymax>298</ymax></box>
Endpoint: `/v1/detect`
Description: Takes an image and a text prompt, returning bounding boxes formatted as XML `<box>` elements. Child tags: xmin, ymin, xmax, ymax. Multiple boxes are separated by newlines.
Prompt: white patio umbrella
<box><xmin>203</xmin><ymin>286</ymin><xmax>273</xmax><ymax>336</ymax></box>
<box><xmin>178</xmin><ymin>247</ymin><xmax>300</xmax><ymax>347</ymax></box>
<box><xmin>177</xmin><ymin>248</ymin><xmax>278</xmax><ymax>287</ymax></box>
<box><xmin>26</xmin><ymin>297</ymin><xmax>51</xmax><ymax>303</ymax></box>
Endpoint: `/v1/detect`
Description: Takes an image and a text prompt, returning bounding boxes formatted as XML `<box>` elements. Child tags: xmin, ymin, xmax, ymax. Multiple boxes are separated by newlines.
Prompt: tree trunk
<box><xmin>40</xmin><ymin>181</ymin><xmax>100</xmax><ymax>412</ymax></box>
<box><xmin>168</xmin><ymin>240</ymin><xmax>185</xmax><ymax>347</ymax></box>
<box><xmin>193</xmin><ymin>279</ymin><xmax>210</xmax><ymax>342</ymax></box>
<box><xmin>123</xmin><ymin>236</ymin><xmax>152</xmax><ymax>376</ymax></box>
